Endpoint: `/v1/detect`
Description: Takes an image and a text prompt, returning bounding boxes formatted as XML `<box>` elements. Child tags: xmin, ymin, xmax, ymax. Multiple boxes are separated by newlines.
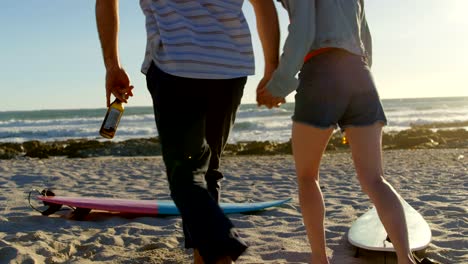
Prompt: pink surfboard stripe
<box><xmin>38</xmin><ymin>196</ymin><xmax>159</xmax><ymax>214</ymax></box>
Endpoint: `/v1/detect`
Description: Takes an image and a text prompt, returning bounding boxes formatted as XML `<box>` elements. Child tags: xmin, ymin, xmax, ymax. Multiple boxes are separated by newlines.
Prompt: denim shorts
<box><xmin>293</xmin><ymin>49</ymin><xmax>387</xmax><ymax>131</ymax></box>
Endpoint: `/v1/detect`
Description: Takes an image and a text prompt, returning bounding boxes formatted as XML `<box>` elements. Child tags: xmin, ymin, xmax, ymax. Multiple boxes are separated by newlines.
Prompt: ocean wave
<box><xmin>410</xmin><ymin>121</ymin><xmax>468</xmax><ymax>129</ymax></box>
<box><xmin>236</xmin><ymin>108</ymin><xmax>292</xmax><ymax>119</ymax></box>
<box><xmin>0</xmin><ymin>127</ymin><xmax>99</xmax><ymax>141</ymax></box>
<box><xmin>0</xmin><ymin>114</ymin><xmax>156</xmax><ymax>128</ymax></box>
<box><xmin>233</xmin><ymin>119</ymin><xmax>291</xmax><ymax>131</ymax></box>
<box><xmin>386</xmin><ymin>109</ymin><xmax>468</xmax><ymax>118</ymax></box>
<box><xmin>0</xmin><ymin>97</ymin><xmax>467</xmax><ymax>144</ymax></box>
<box><xmin>388</xmin><ymin>117</ymin><xmax>468</xmax><ymax>127</ymax></box>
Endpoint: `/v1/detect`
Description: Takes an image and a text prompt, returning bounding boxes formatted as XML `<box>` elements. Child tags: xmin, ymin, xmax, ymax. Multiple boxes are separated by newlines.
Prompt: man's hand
<box><xmin>105</xmin><ymin>66</ymin><xmax>134</xmax><ymax>106</ymax></box>
<box><xmin>256</xmin><ymin>66</ymin><xmax>285</xmax><ymax>109</ymax></box>
<box><xmin>96</xmin><ymin>0</ymin><xmax>134</xmax><ymax>106</ymax></box>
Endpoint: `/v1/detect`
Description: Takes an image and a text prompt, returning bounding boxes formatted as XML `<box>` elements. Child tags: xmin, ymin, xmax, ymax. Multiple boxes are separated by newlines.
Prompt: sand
<box><xmin>0</xmin><ymin>149</ymin><xmax>466</xmax><ymax>263</ymax></box>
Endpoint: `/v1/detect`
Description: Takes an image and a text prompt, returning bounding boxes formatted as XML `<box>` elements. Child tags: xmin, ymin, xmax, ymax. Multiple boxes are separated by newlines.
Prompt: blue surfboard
<box><xmin>156</xmin><ymin>199</ymin><xmax>292</xmax><ymax>215</ymax></box>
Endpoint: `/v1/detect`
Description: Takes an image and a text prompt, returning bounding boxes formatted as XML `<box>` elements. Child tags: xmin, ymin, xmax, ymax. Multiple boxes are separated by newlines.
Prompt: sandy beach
<box><xmin>0</xmin><ymin>149</ymin><xmax>466</xmax><ymax>263</ymax></box>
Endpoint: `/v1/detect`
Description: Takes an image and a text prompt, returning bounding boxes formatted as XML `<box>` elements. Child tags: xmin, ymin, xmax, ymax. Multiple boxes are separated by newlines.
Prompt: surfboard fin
<box><xmin>353</xmin><ymin>248</ymin><xmax>360</xmax><ymax>258</ymax></box>
<box><xmin>385</xmin><ymin>235</ymin><xmax>392</xmax><ymax>243</ymax></box>
<box><xmin>70</xmin><ymin>208</ymin><xmax>92</xmax><ymax>220</ymax></box>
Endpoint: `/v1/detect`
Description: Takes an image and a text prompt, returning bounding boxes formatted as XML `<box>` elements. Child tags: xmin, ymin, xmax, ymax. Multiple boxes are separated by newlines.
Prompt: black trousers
<box><xmin>146</xmin><ymin>63</ymin><xmax>247</xmax><ymax>263</ymax></box>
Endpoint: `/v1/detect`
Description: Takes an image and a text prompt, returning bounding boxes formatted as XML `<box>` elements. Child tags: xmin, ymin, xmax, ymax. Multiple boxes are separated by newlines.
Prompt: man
<box><xmin>95</xmin><ymin>1</ymin><xmax>279</xmax><ymax>263</ymax></box>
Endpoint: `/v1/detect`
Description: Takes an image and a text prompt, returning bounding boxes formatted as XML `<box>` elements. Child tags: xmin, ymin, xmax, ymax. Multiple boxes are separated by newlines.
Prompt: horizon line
<box><xmin>2</xmin><ymin>95</ymin><xmax>467</xmax><ymax>113</ymax></box>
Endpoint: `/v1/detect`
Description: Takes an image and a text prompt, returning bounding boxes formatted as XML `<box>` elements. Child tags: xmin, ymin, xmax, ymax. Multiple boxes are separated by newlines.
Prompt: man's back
<box><xmin>140</xmin><ymin>0</ymin><xmax>255</xmax><ymax>79</ymax></box>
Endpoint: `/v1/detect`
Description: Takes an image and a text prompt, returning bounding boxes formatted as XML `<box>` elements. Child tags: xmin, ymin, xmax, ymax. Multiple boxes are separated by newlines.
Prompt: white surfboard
<box><xmin>348</xmin><ymin>198</ymin><xmax>431</xmax><ymax>252</ymax></box>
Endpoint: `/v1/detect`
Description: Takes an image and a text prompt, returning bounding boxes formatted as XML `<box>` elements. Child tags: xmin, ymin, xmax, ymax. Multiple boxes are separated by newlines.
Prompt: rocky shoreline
<box><xmin>1</xmin><ymin>128</ymin><xmax>467</xmax><ymax>159</ymax></box>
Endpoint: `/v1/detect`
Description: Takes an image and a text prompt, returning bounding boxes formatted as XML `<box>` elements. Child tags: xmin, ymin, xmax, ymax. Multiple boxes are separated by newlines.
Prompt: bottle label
<box><xmin>103</xmin><ymin>108</ymin><xmax>122</xmax><ymax>130</ymax></box>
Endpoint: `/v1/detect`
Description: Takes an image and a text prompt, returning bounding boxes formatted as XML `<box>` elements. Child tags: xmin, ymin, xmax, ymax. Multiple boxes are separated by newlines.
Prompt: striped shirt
<box><xmin>139</xmin><ymin>0</ymin><xmax>255</xmax><ymax>79</ymax></box>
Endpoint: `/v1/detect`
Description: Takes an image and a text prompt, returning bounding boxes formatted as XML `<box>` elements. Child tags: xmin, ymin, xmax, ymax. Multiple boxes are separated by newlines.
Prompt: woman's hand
<box><xmin>257</xmin><ymin>83</ymin><xmax>285</xmax><ymax>109</ymax></box>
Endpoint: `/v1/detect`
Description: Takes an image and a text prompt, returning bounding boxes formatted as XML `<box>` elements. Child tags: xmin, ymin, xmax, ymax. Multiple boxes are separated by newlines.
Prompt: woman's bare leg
<box><xmin>292</xmin><ymin>122</ymin><xmax>334</xmax><ymax>264</ymax></box>
<box><xmin>346</xmin><ymin>123</ymin><xmax>415</xmax><ymax>264</ymax></box>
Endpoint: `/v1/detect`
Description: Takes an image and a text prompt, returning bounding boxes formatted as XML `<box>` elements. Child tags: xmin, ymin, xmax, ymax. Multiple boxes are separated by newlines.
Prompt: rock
<box><xmin>0</xmin><ymin>143</ymin><xmax>23</xmax><ymax>159</ymax></box>
<box><xmin>0</xmin><ymin>127</ymin><xmax>467</xmax><ymax>160</ymax></box>
<box><xmin>23</xmin><ymin>140</ymin><xmax>50</xmax><ymax>158</ymax></box>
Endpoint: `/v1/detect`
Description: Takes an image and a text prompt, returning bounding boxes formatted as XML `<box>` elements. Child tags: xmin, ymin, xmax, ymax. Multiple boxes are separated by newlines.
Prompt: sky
<box><xmin>1</xmin><ymin>0</ymin><xmax>467</xmax><ymax>111</ymax></box>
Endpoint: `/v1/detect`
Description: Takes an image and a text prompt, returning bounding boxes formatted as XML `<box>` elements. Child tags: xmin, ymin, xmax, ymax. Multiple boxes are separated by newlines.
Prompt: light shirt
<box><xmin>139</xmin><ymin>0</ymin><xmax>255</xmax><ymax>79</ymax></box>
<box><xmin>267</xmin><ymin>0</ymin><xmax>373</xmax><ymax>97</ymax></box>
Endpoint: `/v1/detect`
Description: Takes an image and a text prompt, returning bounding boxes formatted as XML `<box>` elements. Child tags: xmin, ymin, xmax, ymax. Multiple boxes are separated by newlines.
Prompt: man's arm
<box><xmin>249</xmin><ymin>0</ymin><xmax>280</xmax><ymax>78</ymax></box>
<box><xmin>96</xmin><ymin>0</ymin><xmax>120</xmax><ymax>70</ymax></box>
<box><xmin>96</xmin><ymin>0</ymin><xmax>132</xmax><ymax>106</ymax></box>
<box><xmin>249</xmin><ymin>0</ymin><xmax>283</xmax><ymax>108</ymax></box>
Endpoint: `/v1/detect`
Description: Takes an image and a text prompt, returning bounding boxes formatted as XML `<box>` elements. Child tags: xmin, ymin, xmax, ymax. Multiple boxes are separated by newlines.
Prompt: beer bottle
<box><xmin>100</xmin><ymin>99</ymin><xmax>124</xmax><ymax>139</ymax></box>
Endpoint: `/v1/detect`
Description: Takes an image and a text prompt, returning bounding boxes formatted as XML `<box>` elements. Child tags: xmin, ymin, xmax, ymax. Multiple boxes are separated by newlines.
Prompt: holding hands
<box><xmin>256</xmin><ymin>76</ymin><xmax>285</xmax><ymax>109</ymax></box>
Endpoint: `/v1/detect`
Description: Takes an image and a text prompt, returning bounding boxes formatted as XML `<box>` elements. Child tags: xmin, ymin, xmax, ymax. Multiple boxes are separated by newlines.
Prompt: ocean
<box><xmin>1</xmin><ymin>97</ymin><xmax>467</xmax><ymax>144</ymax></box>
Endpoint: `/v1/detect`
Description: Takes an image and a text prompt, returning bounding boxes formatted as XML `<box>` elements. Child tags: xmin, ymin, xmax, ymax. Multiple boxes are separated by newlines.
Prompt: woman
<box><xmin>257</xmin><ymin>1</ymin><xmax>417</xmax><ymax>263</ymax></box>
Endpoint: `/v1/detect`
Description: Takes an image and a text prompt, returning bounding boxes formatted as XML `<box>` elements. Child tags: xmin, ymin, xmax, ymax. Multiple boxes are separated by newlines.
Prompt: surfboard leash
<box><xmin>28</xmin><ymin>189</ymin><xmax>91</xmax><ymax>220</ymax></box>
<box><xmin>28</xmin><ymin>188</ymin><xmax>64</xmax><ymax>216</ymax></box>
